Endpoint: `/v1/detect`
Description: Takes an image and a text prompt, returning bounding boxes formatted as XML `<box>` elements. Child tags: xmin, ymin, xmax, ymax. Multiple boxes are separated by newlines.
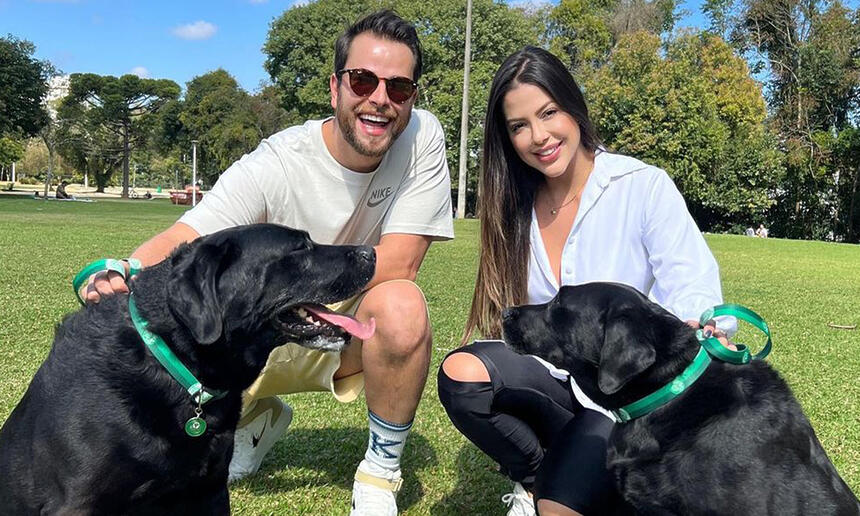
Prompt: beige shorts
<box><xmin>242</xmin><ymin>279</ymin><xmax>423</xmax><ymax>407</ymax></box>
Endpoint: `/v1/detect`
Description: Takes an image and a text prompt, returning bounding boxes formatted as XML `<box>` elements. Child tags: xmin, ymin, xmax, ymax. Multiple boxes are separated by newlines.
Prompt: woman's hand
<box><xmin>685</xmin><ymin>319</ymin><xmax>737</xmax><ymax>351</ymax></box>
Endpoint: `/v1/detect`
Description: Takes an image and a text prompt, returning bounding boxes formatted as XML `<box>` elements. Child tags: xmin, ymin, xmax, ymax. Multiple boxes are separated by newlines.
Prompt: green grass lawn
<box><xmin>1</xmin><ymin>195</ymin><xmax>858</xmax><ymax>514</ymax></box>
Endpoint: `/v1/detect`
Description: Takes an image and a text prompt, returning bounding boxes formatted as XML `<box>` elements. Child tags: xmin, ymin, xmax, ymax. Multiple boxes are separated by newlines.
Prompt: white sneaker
<box><xmin>228</xmin><ymin>397</ymin><xmax>293</xmax><ymax>483</ymax></box>
<box><xmin>501</xmin><ymin>482</ymin><xmax>536</xmax><ymax>516</ymax></box>
<box><xmin>349</xmin><ymin>459</ymin><xmax>402</xmax><ymax>516</ymax></box>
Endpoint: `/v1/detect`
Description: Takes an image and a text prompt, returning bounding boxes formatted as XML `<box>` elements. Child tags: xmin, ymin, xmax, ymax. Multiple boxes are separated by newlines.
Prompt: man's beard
<box><xmin>336</xmin><ymin>98</ymin><xmax>410</xmax><ymax>158</ymax></box>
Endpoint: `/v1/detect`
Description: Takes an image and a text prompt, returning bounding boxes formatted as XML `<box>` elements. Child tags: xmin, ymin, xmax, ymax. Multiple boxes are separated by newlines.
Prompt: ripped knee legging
<box><xmin>437</xmin><ymin>339</ymin><xmax>625</xmax><ymax>514</ymax></box>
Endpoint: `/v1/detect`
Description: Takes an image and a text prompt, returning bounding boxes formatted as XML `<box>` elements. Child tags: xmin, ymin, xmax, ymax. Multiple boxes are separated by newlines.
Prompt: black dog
<box><xmin>0</xmin><ymin>224</ymin><xmax>376</xmax><ymax>515</ymax></box>
<box><xmin>502</xmin><ymin>282</ymin><xmax>859</xmax><ymax>515</ymax></box>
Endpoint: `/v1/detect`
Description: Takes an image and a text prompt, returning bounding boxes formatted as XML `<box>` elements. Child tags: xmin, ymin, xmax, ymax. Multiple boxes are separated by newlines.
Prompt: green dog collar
<box><xmin>128</xmin><ymin>293</ymin><xmax>226</xmax><ymax>437</ymax></box>
<box><xmin>612</xmin><ymin>346</ymin><xmax>712</xmax><ymax>423</ymax></box>
<box><xmin>612</xmin><ymin>304</ymin><xmax>772</xmax><ymax>424</ymax></box>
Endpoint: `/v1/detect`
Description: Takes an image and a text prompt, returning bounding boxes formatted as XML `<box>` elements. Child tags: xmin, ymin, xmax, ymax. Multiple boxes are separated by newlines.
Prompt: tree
<box><xmin>585</xmin><ymin>32</ymin><xmax>783</xmax><ymax>230</ymax></box>
<box><xmin>0</xmin><ymin>137</ymin><xmax>24</xmax><ymax>167</ymax></box>
<box><xmin>60</xmin><ymin>73</ymin><xmax>179</xmax><ymax>197</ymax></box>
<box><xmin>248</xmin><ymin>84</ymin><xmax>294</xmax><ymax>141</ymax></box>
<box><xmin>703</xmin><ymin>0</ymin><xmax>860</xmax><ymax>239</ymax></box>
<box><xmin>547</xmin><ymin>0</ymin><xmax>677</xmax><ymax>73</ymax></box>
<box><xmin>177</xmin><ymin>70</ymin><xmax>261</xmax><ymax>185</ymax></box>
<box><xmin>0</xmin><ymin>35</ymin><xmax>53</xmax><ymax>138</ymax></box>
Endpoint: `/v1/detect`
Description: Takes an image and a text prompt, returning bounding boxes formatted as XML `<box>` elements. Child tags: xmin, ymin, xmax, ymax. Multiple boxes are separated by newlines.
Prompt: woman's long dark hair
<box><xmin>463</xmin><ymin>46</ymin><xmax>602</xmax><ymax>343</ymax></box>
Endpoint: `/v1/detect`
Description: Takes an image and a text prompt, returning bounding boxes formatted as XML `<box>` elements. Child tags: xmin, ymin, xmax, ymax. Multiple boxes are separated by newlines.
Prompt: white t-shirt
<box><xmin>527</xmin><ymin>150</ymin><xmax>724</xmax><ymax>323</ymax></box>
<box><xmin>179</xmin><ymin>109</ymin><xmax>454</xmax><ymax>246</ymax></box>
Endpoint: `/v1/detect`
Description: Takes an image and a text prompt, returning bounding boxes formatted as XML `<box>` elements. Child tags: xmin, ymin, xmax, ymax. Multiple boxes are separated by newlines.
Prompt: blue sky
<box><xmin>1</xmin><ymin>0</ymin><xmax>856</xmax><ymax>94</ymax></box>
<box><xmin>0</xmin><ymin>0</ymin><xmax>303</xmax><ymax>92</ymax></box>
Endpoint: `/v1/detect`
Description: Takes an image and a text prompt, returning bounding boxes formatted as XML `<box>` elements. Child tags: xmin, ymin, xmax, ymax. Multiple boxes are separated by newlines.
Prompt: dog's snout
<box><xmin>502</xmin><ymin>308</ymin><xmax>516</xmax><ymax>322</ymax></box>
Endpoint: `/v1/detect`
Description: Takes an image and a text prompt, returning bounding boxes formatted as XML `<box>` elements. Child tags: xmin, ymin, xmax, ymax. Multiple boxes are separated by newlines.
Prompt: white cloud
<box><xmin>171</xmin><ymin>21</ymin><xmax>217</xmax><ymax>41</ymax></box>
<box><xmin>130</xmin><ymin>66</ymin><xmax>150</xmax><ymax>78</ymax></box>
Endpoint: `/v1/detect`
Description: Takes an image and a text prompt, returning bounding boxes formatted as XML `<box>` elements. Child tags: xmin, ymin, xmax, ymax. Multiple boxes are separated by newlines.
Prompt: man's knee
<box><xmin>359</xmin><ymin>280</ymin><xmax>430</xmax><ymax>358</ymax></box>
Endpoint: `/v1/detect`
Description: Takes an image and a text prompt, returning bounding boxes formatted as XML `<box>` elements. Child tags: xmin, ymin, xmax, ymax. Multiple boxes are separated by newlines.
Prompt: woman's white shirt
<box><xmin>525</xmin><ymin>151</ymin><xmax>730</xmax><ymax>421</ymax></box>
<box><xmin>527</xmin><ymin>150</ymin><xmax>724</xmax><ymax>324</ymax></box>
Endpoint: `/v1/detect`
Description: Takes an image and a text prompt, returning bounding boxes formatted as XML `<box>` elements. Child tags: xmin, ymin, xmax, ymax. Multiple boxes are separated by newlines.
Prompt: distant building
<box><xmin>45</xmin><ymin>75</ymin><xmax>70</xmax><ymax>119</ymax></box>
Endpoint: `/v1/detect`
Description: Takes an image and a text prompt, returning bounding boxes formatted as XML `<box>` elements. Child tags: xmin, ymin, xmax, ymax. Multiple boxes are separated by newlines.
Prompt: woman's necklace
<box><xmin>545</xmin><ymin>182</ymin><xmax>587</xmax><ymax>215</ymax></box>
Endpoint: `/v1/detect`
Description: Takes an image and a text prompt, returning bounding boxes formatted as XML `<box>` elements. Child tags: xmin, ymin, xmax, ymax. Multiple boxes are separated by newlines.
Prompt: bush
<box><xmin>18</xmin><ymin>176</ymin><xmax>40</xmax><ymax>185</ymax></box>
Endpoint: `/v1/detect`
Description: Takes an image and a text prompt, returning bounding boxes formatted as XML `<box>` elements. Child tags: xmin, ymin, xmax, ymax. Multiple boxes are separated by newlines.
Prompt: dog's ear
<box><xmin>598</xmin><ymin>309</ymin><xmax>656</xmax><ymax>395</ymax></box>
<box><xmin>167</xmin><ymin>241</ymin><xmax>233</xmax><ymax>345</ymax></box>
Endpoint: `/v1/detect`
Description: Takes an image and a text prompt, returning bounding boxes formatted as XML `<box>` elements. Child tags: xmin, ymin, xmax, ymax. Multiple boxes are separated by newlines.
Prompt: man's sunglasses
<box><xmin>336</xmin><ymin>68</ymin><xmax>418</xmax><ymax>104</ymax></box>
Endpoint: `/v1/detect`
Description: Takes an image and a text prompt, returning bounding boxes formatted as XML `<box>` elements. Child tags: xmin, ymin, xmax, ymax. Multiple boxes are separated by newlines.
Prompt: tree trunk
<box><xmin>41</xmin><ymin>134</ymin><xmax>54</xmax><ymax>200</ymax></box>
<box><xmin>849</xmin><ymin>168</ymin><xmax>859</xmax><ymax>243</ymax></box>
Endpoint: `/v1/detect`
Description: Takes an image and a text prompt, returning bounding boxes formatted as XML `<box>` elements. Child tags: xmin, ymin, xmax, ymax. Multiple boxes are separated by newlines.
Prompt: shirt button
<box><xmin>568</xmin><ymin>237</ymin><xmax>574</xmax><ymax>244</ymax></box>
<box><xmin>565</xmin><ymin>268</ymin><xmax>572</xmax><ymax>275</ymax></box>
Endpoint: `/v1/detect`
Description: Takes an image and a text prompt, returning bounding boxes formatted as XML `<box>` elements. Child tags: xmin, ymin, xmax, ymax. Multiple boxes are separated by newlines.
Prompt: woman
<box><xmin>437</xmin><ymin>46</ymin><xmax>731</xmax><ymax>516</ymax></box>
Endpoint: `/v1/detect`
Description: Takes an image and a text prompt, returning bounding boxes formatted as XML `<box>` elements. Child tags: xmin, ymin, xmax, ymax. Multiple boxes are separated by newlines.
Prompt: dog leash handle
<box><xmin>72</xmin><ymin>258</ymin><xmax>143</xmax><ymax>305</ymax></box>
<box><xmin>697</xmin><ymin>304</ymin><xmax>772</xmax><ymax>363</ymax></box>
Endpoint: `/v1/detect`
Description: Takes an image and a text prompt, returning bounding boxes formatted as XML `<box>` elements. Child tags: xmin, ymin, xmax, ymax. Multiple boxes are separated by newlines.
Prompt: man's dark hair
<box><xmin>334</xmin><ymin>9</ymin><xmax>423</xmax><ymax>81</ymax></box>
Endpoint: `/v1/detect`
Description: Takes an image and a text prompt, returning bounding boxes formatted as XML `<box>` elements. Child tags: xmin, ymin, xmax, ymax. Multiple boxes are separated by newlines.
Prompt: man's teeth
<box><xmin>360</xmin><ymin>114</ymin><xmax>389</xmax><ymax>123</ymax></box>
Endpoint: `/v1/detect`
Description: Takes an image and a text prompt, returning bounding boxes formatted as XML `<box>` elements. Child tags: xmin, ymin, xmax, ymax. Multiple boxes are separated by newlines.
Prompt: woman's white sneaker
<box><xmin>502</xmin><ymin>482</ymin><xmax>536</xmax><ymax>516</ymax></box>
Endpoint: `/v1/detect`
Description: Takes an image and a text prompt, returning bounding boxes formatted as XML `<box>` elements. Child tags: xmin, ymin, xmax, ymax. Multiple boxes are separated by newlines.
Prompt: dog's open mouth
<box><xmin>277</xmin><ymin>304</ymin><xmax>375</xmax><ymax>351</ymax></box>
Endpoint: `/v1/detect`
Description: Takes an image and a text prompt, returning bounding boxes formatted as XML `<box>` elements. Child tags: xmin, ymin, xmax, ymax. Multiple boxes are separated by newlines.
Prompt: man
<box><xmin>83</xmin><ymin>10</ymin><xmax>453</xmax><ymax>515</ymax></box>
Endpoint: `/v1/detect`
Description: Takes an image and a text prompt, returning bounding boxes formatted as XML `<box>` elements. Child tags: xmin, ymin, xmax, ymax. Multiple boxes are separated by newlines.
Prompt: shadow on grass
<box><xmin>234</xmin><ymin>427</ymin><xmax>437</xmax><ymax>512</ymax></box>
<box><xmin>430</xmin><ymin>443</ymin><xmax>505</xmax><ymax>515</ymax></box>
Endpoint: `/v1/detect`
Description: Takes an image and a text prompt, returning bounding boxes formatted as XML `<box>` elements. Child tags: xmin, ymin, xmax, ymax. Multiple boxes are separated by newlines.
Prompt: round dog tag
<box><xmin>185</xmin><ymin>416</ymin><xmax>207</xmax><ymax>437</ymax></box>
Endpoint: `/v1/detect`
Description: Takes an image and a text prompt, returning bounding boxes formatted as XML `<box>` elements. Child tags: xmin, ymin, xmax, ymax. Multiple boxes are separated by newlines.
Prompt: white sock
<box><xmin>364</xmin><ymin>410</ymin><xmax>412</xmax><ymax>472</ymax></box>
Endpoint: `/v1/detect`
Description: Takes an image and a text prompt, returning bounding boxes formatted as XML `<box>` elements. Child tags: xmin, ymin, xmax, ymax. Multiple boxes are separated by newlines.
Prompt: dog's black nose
<box><xmin>352</xmin><ymin>246</ymin><xmax>375</xmax><ymax>263</ymax></box>
<box><xmin>502</xmin><ymin>308</ymin><xmax>516</xmax><ymax>322</ymax></box>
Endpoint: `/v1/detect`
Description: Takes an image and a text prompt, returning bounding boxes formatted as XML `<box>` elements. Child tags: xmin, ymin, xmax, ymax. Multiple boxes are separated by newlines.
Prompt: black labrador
<box><xmin>502</xmin><ymin>282</ymin><xmax>859</xmax><ymax>515</ymax></box>
<box><xmin>0</xmin><ymin>223</ymin><xmax>376</xmax><ymax>515</ymax></box>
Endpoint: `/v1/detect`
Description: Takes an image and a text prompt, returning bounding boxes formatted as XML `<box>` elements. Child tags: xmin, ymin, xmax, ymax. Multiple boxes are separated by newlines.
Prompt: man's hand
<box><xmin>81</xmin><ymin>222</ymin><xmax>200</xmax><ymax>304</ymax></box>
<box><xmin>686</xmin><ymin>319</ymin><xmax>737</xmax><ymax>351</ymax></box>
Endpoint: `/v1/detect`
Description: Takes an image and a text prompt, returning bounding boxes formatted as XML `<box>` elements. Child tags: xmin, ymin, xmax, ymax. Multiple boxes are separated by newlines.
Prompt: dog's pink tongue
<box><xmin>305</xmin><ymin>306</ymin><xmax>376</xmax><ymax>340</ymax></box>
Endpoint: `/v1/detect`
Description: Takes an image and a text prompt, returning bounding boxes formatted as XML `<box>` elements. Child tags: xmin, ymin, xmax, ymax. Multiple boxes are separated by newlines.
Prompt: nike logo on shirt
<box><xmin>367</xmin><ymin>186</ymin><xmax>393</xmax><ymax>208</ymax></box>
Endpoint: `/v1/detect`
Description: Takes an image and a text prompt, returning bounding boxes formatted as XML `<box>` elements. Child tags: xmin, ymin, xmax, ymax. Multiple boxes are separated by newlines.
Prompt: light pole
<box><xmin>456</xmin><ymin>0</ymin><xmax>473</xmax><ymax>219</ymax></box>
<box><xmin>191</xmin><ymin>140</ymin><xmax>198</xmax><ymax>207</ymax></box>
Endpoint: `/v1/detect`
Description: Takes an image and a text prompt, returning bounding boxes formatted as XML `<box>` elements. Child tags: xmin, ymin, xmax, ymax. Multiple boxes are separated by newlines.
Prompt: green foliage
<box><xmin>0</xmin><ymin>201</ymin><xmax>857</xmax><ymax>513</ymax></box>
<box><xmin>147</xmin><ymin>72</ymin><xmax>291</xmax><ymax>186</ymax></box>
<box><xmin>0</xmin><ymin>35</ymin><xmax>52</xmax><ymax>138</ymax></box>
<box><xmin>58</xmin><ymin>73</ymin><xmax>180</xmax><ymax>195</ymax></box>
<box><xmin>586</xmin><ymin>32</ymin><xmax>782</xmax><ymax>229</ymax></box>
<box><xmin>179</xmin><ymin>70</ymin><xmax>259</xmax><ymax>184</ymax></box>
<box><xmin>0</xmin><ymin>136</ymin><xmax>24</xmax><ymax>164</ymax></box>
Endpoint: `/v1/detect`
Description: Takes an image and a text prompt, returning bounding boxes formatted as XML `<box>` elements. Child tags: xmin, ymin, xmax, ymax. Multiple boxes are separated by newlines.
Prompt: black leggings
<box><xmin>437</xmin><ymin>340</ymin><xmax>626</xmax><ymax>514</ymax></box>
